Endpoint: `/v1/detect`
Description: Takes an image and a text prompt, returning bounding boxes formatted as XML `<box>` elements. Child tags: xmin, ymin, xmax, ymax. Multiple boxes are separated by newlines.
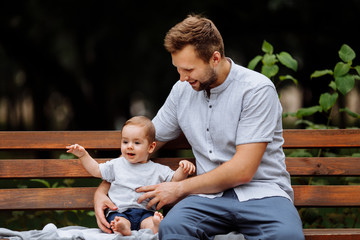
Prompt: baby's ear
<box><xmin>148</xmin><ymin>141</ymin><xmax>156</xmax><ymax>153</ymax></box>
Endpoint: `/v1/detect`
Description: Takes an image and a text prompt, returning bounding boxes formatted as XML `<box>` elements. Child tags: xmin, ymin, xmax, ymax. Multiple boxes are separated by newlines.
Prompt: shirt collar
<box><xmin>208</xmin><ymin>58</ymin><xmax>234</xmax><ymax>95</ymax></box>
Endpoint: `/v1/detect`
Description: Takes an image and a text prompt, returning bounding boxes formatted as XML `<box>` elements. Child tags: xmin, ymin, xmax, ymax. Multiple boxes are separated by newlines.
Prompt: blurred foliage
<box><xmin>1</xmin><ymin>0</ymin><xmax>360</xmax><ymax>130</ymax></box>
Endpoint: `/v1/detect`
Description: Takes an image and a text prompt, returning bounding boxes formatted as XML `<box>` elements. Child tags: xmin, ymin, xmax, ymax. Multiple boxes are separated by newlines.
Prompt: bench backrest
<box><xmin>0</xmin><ymin>129</ymin><xmax>360</xmax><ymax>210</ymax></box>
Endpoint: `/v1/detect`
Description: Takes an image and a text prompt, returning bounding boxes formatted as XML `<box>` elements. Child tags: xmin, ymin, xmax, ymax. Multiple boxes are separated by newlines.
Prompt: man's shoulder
<box><xmin>230</xmin><ymin>63</ymin><xmax>275</xmax><ymax>90</ymax></box>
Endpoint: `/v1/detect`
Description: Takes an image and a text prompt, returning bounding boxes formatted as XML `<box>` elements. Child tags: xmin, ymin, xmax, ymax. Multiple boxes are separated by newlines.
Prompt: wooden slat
<box><xmin>293</xmin><ymin>185</ymin><xmax>360</xmax><ymax>207</ymax></box>
<box><xmin>2</xmin><ymin>157</ymin><xmax>357</xmax><ymax>179</ymax></box>
<box><xmin>1</xmin><ymin>129</ymin><xmax>360</xmax><ymax>150</ymax></box>
<box><xmin>283</xmin><ymin>129</ymin><xmax>360</xmax><ymax>148</ymax></box>
<box><xmin>0</xmin><ymin>187</ymin><xmax>96</xmax><ymax>210</ymax></box>
<box><xmin>0</xmin><ymin>158</ymin><xmax>195</xmax><ymax>178</ymax></box>
<box><xmin>286</xmin><ymin>157</ymin><xmax>360</xmax><ymax>176</ymax></box>
<box><xmin>0</xmin><ymin>131</ymin><xmax>122</xmax><ymax>150</ymax></box>
<box><xmin>0</xmin><ymin>159</ymin><xmax>108</xmax><ymax>178</ymax></box>
<box><xmin>1</xmin><ymin>185</ymin><xmax>359</xmax><ymax>210</ymax></box>
<box><xmin>304</xmin><ymin>229</ymin><xmax>360</xmax><ymax>240</ymax></box>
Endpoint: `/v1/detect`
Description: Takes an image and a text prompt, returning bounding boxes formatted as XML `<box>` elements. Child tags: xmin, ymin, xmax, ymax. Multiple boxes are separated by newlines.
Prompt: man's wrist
<box><xmin>177</xmin><ymin>179</ymin><xmax>190</xmax><ymax>198</ymax></box>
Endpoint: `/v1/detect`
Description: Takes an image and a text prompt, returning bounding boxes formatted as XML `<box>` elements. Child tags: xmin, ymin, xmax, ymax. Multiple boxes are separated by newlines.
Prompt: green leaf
<box><xmin>294</xmin><ymin>120</ymin><xmax>329</xmax><ymax>129</ymax></box>
<box><xmin>87</xmin><ymin>211</ymin><xmax>96</xmax><ymax>217</ymax></box>
<box><xmin>319</xmin><ymin>92</ymin><xmax>338</xmax><ymax>112</ymax></box>
<box><xmin>279</xmin><ymin>75</ymin><xmax>298</xmax><ymax>85</ymax></box>
<box><xmin>261</xmin><ymin>64</ymin><xmax>279</xmax><ymax>78</ymax></box>
<box><xmin>329</xmin><ymin>81</ymin><xmax>337</xmax><ymax>90</ymax></box>
<box><xmin>334</xmin><ymin>62</ymin><xmax>351</xmax><ymax>77</ymax></box>
<box><xmin>248</xmin><ymin>55</ymin><xmax>262</xmax><ymax>70</ymax></box>
<box><xmin>276</xmin><ymin>52</ymin><xmax>298</xmax><ymax>71</ymax></box>
<box><xmin>59</xmin><ymin>153</ymin><xmax>76</xmax><ymax>159</ymax></box>
<box><xmin>262</xmin><ymin>40</ymin><xmax>273</xmax><ymax>54</ymax></box>
<box><xmin>282</xmin><ymin>112</ymin><xmax>297</xmax><ymax>118</ymax></box>
<box><xmin>296</xmin><ymin>105</ymin><xmax>322</xmax><ymax>118</ymax></box>
<box><xmin>338</xmin><ymin>44</ymin><xmax>356</xmax><ymax>63</ymax></box>
<box><xmin>310</xmin><ymin>69</ymin><xmax>333</xmax><ymax>79</ymax></box>
<box><xmin>354</xmin><ymin>65</ymin><xmax>360</xmax><ymax>75</ymax></box>
<box><xmin>288</xmin><ymin>149</ymin><xmax>313</xmax><ymax>157</ymax></box>
<box><xmin>335</xmin><ymin>74</ymin><xmax>355</xmax><ymax>95</ymax></box>
<box><xmin>340</xmin><ymin>107</ymin><xmax>360</xmax><ymax>119</ymax></box>
<box><xmin>263</xmin><ymin>53</ymin><xmax>277</xmax><ymax>65</ymax></box>
<box><xmin>31</xmin><ymin>179</ymin><xmax>51</xmax><ymax>188</ymax></box>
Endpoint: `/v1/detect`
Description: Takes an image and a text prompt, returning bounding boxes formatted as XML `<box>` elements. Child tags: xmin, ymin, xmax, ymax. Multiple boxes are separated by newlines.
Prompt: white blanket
<box><xmin>0</xmin><ymin>223</ymin><xmax>158</xmax><ymax>240</ymax></box>
<box><xmin>0</xmin><ymin>223</ymin><xmax>245</xmax><ymax>240</ymax></box>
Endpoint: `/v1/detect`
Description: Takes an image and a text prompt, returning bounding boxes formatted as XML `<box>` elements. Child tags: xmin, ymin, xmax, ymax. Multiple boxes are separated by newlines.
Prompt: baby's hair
<box><xmin>123</xmin><ymin>116</ymin><xmax>156</xmax><ymax>143</ymax></box>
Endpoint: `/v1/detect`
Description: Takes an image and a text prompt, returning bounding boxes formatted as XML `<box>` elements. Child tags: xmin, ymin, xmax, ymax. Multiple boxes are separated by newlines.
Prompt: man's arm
<box><xmin>137</xmin><ymin>142</ymin><xmax>267</xmax><ymax>210</ymax></box>
<box><xmin>94</xmin><ymin>180</ymin><xmax>117</xmax><ymax>233</ymax></box>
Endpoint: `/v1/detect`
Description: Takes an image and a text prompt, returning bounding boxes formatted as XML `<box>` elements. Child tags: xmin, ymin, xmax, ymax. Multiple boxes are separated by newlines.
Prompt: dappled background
<box><xmin>1</xmin><ymin>0</ymin><xmax>360</xmax><ymax>131</ymax></box>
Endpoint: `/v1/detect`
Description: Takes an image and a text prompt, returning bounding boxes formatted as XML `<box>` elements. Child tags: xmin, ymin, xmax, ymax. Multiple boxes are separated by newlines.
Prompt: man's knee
<box><xmin>159</xmin><ymin>214</ymin><xmax>203</xmax><ymax>240</ymax></box>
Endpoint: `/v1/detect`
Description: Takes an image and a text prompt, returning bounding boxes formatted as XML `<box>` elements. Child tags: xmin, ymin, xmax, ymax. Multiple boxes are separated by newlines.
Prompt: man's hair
<box><xmin>164</xmin><ymin>14</ymin><xmax>225</xmax><ymax>63</ymax></box>
<box><xmin>122</xmin><ymin>116</ymin><xmax>155</xmax><ymax>143</ymax></box>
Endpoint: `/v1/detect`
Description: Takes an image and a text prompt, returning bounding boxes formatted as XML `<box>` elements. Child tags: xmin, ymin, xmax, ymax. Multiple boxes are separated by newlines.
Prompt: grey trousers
<box><xmin>159</xmin><ymin>189</ymin><xmax>304</xmax><ymax>240</ymax></box>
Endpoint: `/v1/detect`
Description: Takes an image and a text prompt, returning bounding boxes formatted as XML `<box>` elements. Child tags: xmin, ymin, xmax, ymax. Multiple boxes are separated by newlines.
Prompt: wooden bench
<box><xmin>0</xmin><ymin>129</ymin><xmax>360</xmax><ymax>239</ymax></box>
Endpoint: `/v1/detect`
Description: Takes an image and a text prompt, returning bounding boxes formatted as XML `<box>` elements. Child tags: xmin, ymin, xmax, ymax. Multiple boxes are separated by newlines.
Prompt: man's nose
<box><xmin>180</xmin><ymin>74</ymin><xmax>190</xmax><ymax>82</ymax></box>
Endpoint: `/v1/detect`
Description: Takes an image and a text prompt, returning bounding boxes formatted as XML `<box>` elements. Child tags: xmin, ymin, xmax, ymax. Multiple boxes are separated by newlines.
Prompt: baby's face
<box><xmin>121</xmin><ymin>125</ymin><xmax>153</xmax><ymax>164</ymax></box>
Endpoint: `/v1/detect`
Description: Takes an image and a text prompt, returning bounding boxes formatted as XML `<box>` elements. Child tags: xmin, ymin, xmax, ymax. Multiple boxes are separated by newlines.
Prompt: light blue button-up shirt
<box><xmin>153</xmin><ymin>59</ymin><xmax>293</xmax><ymax>202</ymax></box>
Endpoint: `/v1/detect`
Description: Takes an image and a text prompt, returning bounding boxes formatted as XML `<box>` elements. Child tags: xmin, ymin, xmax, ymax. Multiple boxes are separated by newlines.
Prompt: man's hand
<box><xmin>94</xmin><ymin>183</ymin><xmax>118</xmax><ymax>233</ymax></box>
<box><xmin>136</xmin><ymin>181</ymin><xmax>184</xmax><ymax>210</ymax></box>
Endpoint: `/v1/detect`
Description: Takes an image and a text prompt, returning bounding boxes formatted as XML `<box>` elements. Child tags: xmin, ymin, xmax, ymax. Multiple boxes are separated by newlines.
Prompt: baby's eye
<box><xmin>122</xmin><ymin>140</ymin><xmax>128</xmax><ymax>144</ymax></box>
<box><xmin>135</xmin><ymin>141</ymin><xmax>140</xmax><ymax>144</ymax></box>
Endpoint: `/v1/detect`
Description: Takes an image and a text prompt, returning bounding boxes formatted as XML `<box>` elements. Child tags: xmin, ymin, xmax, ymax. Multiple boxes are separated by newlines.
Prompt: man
<box><xmin>94</xmin><ymin>15</ymin><xmax>304</xmax><ymax>240</ymax></box>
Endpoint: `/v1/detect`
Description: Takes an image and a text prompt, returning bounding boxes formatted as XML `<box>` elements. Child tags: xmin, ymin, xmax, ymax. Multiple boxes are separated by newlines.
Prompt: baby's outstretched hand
<box><xmin>66</xmin><ymin>144</ymin><xmax>86</xmax><ymax>158</ymax></box>
<box><xmin>179</xmin><ymin>160</ymin><xmax>196</xmax><ymax>175</ymax></box>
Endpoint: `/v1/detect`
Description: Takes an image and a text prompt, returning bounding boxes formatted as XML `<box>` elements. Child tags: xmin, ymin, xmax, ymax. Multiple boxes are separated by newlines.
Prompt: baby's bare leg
<box><xmin>140</xmin><ymin>211</ymin><xmax>164</xmax><ymax>234</ymax></box>
<box><xmin>110</xmin><ymin>216</ymin><xmax>131</xmax><ymax>236</ymax></box>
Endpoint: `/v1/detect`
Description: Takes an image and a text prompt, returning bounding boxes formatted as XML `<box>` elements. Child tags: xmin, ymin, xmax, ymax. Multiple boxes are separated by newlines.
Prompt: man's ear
<box><xmin>211</xmin><ymin>51</ymin><xmax>221</xmax><ymax>67</ymax></box>
<box><xmin>148</xmin><ymin>141</ymin><xmax>156</xmax><ymax>154</ymax></box>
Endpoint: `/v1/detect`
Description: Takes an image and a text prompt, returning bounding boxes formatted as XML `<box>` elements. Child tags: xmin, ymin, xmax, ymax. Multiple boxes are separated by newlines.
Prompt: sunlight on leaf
<box><xmin>248</xmin><ymin>55</ymin><xmax>262</xmax><ymax>70</ymax></box>
<box><xmin>335</xmin><ymin>74</ymin><xmax>355</xmax><ymax>95</ymax></box>
<box><xmin>277</xmin><ymin>51</ymin><xmax>298</xmax><ymax>71</ymax></box>
<box><xmin>319</xmin><ymin>93</ymin><xmax>338</xmax><ymax>112</ymax></box>
<box><xmin>339</xmin><ymin>44</ymin><xmax>356</xmax><ymax>63</ymax></box>
<box><xmin>311</xmin><ymin>69</ymin><xmax>333</xmax><ymax>79</ymax></box>
<box><xmin>262</xmin><ymin>40</ymin><xmax>273</xmax><ymax>54</ymax></box>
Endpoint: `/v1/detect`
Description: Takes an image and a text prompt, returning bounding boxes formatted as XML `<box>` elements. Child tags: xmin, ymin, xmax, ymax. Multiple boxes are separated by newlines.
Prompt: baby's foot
<box><xmin>152</xmin><ymin>211</ymin><xmax>164</xmax><ymax>234</ymax></box>
<box><xmin>111</xmin><ymin>216</ymin><xmax>131</xmax><ymax>236</ymax></box>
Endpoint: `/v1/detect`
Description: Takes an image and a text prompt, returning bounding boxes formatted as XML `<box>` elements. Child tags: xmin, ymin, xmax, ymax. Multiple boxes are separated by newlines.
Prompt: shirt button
<box><xmin>209</xmin><ymin>105</ymin><xmax>212</xmax><ymax>108</ymax></box>
<box><xmin>206</xmin><ymin>128</ymin><xmax>209</xmax><ymax>131</ymax></box>
<box><xmin>209</xmin><ymin>150</ymin><xmax>212</xmax><ymax>153</ymax></box>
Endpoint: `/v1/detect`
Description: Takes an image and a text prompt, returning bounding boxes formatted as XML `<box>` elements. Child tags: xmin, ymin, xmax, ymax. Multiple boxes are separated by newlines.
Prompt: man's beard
<box><xmin>198</xmin><ymin>67</ymin><xmax>218</xmax><ymax>91</ymax></box>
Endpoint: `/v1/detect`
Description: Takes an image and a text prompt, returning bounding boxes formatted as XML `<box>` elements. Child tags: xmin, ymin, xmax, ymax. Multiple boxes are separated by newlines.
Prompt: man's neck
<box><xmin>207</xmin><ymin>58</ymin><xmax>231</xmax><ymax>97</ymax></box>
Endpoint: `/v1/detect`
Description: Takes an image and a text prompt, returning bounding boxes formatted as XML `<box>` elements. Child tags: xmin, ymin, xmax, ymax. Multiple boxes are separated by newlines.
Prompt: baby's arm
<box><xmin>66</xmin><ymin>144</ymin><xmax>102</xmax><ymax>178</ymax></box>
<box><xmin>171</xmin><ymin>160</ymin><xmax>196</xmax><ymax>182</ymax></box>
